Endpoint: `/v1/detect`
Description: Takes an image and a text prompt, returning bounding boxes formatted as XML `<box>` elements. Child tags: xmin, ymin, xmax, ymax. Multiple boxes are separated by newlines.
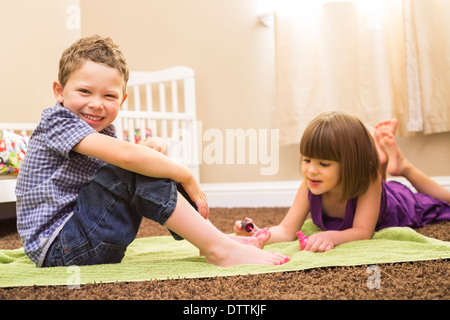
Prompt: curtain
<box><xmin>275</xmin><ymin>0</ymin><xmax>450</xmax><ymax>145</ymax></box>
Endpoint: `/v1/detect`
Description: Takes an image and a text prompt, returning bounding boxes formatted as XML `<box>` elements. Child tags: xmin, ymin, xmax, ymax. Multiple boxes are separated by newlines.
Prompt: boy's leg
<box><xmin>43</xmin><ymin>165</ymin><xmax>144</xmax><ymax>267</ymax></box>
<box><xmin>164</xmin><ymin>194</ymin><xmax>290</xmax><ymax>267</ymax></box>
<box><xmin>43</xmin><ymin>164</ymin><xmax>180</xmax><ymax>267</ymax></box>
<box><xmin>128</xmin><ymin>164</ymin><xmax>289</xmax><ymax>266</ymax></box>
<box><xmin>44</xmin><ymin>164</ymin><xmax>289</xmax><ymax>267</ymax></box>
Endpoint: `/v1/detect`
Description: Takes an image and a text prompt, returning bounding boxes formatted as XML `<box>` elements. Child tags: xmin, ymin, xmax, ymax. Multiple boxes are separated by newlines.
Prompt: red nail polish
<box><xmin>296</xmin><ymin>231</ymin><xmax>309</xmax><ymax>250</ymax></box>
<box><xmin>241</xmin><ymin>220</ymin><xmax>254</xmax><ymax>232</ymax></box>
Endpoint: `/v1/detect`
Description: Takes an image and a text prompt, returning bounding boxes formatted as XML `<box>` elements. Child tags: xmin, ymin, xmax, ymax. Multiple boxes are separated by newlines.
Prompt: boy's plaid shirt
<box><xmin>15</xmin><ymin>103</ymin><xmax>115</xmax><ymax>266</ymax></box>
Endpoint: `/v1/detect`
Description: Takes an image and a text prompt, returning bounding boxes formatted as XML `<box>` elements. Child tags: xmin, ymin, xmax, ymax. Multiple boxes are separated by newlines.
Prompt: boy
<box><xmin>16</xmin><ymin>35</ymin><xmax>289</xmax><ymax>268</ymax></box>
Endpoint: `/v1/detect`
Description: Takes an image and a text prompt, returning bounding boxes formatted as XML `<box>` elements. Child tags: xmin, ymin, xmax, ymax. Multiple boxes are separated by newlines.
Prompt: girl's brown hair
<box><xmin>300</xmin><ymin>111</ymin><xmax>380</xmax><ymax>201</ymax></box>
<box><xmin>58</xmin><ymin>35</ymin><xmax>129</xmax><ymax>95</ymax></box>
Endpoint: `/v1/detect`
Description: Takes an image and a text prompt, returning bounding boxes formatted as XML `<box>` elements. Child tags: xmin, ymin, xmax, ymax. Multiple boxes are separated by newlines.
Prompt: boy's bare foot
<box><xmin>166</xmin><ymin>198</ymin><xmax>290</xmax><ymax>268</ymax></box>
<box><xmin>199</xmin><ymin>228</ymin><xmax>289</xmax><ymax>267</ymax></box>
<box><xmin>204</xmin><ymin>241</ymin><xmax>290</xmax><ymax>267</ymax></box>
<box><xmin>228</xmin><ymin>228</ymin><xmax>270</xmax><ymax>249</ymax></box>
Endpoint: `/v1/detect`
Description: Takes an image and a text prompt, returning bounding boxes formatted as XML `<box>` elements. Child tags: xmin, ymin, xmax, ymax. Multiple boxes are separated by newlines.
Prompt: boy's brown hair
<box><xmin>58</xmin><ymin>35</ymin><xmax>129</xmax><ymax>95</ymax></box>
<box><xmin>300</xmin><ymin>111</ymin><xmax>380</xmax><ymax>201</ymax></box>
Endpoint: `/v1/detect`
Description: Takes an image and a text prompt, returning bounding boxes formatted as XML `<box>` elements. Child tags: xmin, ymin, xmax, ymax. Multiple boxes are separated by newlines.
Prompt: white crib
<box><xmin>0</xmin><ymin>66</ymin><xmax>200</xmax><ymax>219</ymax></box>
<box><xmin>117</xmin><ymin>66</ymin><xmax>200</xmax><ymax>180</ymax></box>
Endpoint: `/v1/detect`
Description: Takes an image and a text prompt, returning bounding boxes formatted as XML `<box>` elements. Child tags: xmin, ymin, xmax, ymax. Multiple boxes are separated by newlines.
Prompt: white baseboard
<box><xmin>2</xmin><ymin>176</ymin><xmax>450</xmax><ymax>208</ymax></box>
<box><xmin>201</xmin><ymin>176</ymin><xmax>450</xmax><ymax>208</ymax></box>
<box><xmin>201</xmin><ymin>180</ymin><xmax>301</xmax><ymax>208</ymax></box>
<box><xmin>0</xmin><ymin>177</ymin><xmax>17</xmax><ymax>203</ymax></box>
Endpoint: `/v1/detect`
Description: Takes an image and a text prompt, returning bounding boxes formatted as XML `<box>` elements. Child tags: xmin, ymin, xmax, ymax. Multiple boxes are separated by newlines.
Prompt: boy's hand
<box><xmin>193</xmin><ymin>190</ymin><xmax>209</xmax><ymax>219</ymax></box>
<box><xmin>179</xmin><ymin>173</ymin><xmax>209</xmax><ymax>219</ymax></box>
<box><xmin>233</xmin><ymin>217</ymin><xmax>259</xmax><ymax>236</ymax></box>
<box><xmin>139</xmin><ymin>137</ymin><xmax>168</xmax><ymax>156</ymax></box>
<box><xmin>139</xmin><ymin>138</ymin><xmax>209</xmax><ymax>216</ymax></box>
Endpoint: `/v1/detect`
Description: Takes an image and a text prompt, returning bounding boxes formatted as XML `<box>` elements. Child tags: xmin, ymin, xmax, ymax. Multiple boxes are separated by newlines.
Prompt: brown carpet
<box><xmin>0</xmin><ymin>207</ymin><xmax>449</xmax><ymax>300</ymax></box>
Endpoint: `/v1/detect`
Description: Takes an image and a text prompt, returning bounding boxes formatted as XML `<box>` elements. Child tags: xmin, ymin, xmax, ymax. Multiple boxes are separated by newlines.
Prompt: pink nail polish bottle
<box><xmin>296</xmin><ymin>231</ymin><xmax>309</xmax><ymax>250</ymax></box>
<box><xmin>241</xmin><ymin>220</ymin><xmax>254</xmax><ymax>232</ymax></box>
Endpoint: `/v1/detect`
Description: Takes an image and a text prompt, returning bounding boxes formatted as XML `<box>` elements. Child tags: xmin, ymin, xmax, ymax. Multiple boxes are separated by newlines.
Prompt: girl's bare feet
<box><xmin>374</xmin><ymin>119</ymin><xmax>399</xmax><ymax>178</ymax></box>
<box><xmin>375</xmin><ymin>119</ymin><xmax>398</xmax><ymax>134</ymax></box>
<box><xmin>377</xmin><ymin>129</ymin><xmax>410</xmax><ymax>177</ymax></box>
<box><xmin>373</xmin><ymin>119</ymin><xmax>450</xmax><ymax>203</ymax></box>
<box><xmin>374</xmin><ymin>130</ymin><xmax>388</xmax><ymax>174</ymax></box>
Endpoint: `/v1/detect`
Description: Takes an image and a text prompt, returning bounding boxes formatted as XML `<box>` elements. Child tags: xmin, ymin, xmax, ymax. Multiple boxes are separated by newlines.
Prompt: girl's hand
<box><xmin>139</xmin><ymin>137</ymin><xmax>168</xmax><ymax>156</ymax></box>
<box><xmin>304</xmin><ymin>231</ymin><xmax>335</xmax><ymax>252</ymax></box>
<box><xmin>233</xmin><ymin>217</ymin><xmax>260</xmax><ymax>236</ymax></box>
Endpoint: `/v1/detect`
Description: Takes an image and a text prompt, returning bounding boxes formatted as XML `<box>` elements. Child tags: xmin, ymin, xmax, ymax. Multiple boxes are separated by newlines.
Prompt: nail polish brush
<box><xmin>241</xmin><ymin>220</ymin><xmax>254</xmax><ymax>232</ymax></box>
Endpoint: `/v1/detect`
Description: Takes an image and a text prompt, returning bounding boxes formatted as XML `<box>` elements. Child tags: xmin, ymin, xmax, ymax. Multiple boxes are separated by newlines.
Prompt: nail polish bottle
<box><xmin>296</xmin><ymin>231</ymin><xmax>309</xmax><ymax>250</ymax></box>
<box><xmin>241</xmin><ymin>220</ymin><xmax>254</xmax><ymax>232</ymax></box>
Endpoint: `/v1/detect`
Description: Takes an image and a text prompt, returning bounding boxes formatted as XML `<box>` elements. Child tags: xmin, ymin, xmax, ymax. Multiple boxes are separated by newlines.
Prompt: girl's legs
<box><xmin>164</xmin><ymin>193</ymin><xmax>290</xmax><ymax>267</ymax></box>
<box><xmin>374</xmin><ymin>120</ymin><xmax>450</xmax><ymax>204</ymax></box>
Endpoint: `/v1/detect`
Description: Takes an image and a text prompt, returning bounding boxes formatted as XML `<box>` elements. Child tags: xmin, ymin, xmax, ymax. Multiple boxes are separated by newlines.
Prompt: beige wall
<box><xmin>0</xmin><ymin>0</ymin><xmax>80</xmax><ymax>123</ymax></box>
<box><xmin>79</xmin><ymin>0</ymin><xmax>299</xmax><ymax>183</ymax></box>
<box><xmin>1</xmin><ymin>0</ymin><xmax>449</xmax><ymax>183</ymax></box>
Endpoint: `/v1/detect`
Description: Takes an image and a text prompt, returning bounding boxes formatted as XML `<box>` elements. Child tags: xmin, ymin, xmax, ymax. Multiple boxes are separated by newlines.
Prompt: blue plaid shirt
<box><xmin>16</xmin><ymin>103</ymin><xmax>116</xmax><ymax>266</ymax></box>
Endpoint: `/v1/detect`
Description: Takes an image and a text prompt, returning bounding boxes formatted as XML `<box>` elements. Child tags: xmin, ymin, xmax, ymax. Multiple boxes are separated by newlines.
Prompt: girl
<box><xmin>235</xmin><ymin>111</ymin><xmax>450</xmax><ymax>252</ymax></box>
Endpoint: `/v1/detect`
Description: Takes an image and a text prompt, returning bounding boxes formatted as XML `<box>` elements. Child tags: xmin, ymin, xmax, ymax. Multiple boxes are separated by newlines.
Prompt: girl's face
<box><xmin>53</xmin><ymin>60</ymin><xmax>127</xmax><ymax>132</ymax></box>
<box><xmin>301</xmin><ymin>157</ymin><xmax>342</xmax><ymax>196</ymax></box>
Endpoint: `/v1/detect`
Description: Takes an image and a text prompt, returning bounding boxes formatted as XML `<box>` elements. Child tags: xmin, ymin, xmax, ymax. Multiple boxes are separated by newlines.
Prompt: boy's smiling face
<box><xmin>53</xmin><ymin>60</ymin><xmax>127</xmax><ymax>132</ymax></box>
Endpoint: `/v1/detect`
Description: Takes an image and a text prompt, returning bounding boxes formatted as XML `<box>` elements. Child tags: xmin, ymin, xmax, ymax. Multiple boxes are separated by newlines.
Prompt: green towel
<box><xmin>1</xmin><ymin>220</ymin><xmax>449</xmax><ymax>288</ymax></box>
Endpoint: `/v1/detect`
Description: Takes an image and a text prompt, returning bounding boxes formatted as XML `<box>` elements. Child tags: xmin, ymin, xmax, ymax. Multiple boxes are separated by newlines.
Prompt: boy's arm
<box><xmin>72</xmin><ymin>132</ymin><xmax>209</xmax><ymax>217</ymax></box>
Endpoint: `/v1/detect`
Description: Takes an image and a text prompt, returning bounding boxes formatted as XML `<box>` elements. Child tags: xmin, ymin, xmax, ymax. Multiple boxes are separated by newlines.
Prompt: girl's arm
<box><xmin>264</xmin><ymin>180</ymin><xmax>311</xmax><ymax>245</ymax></box>
<box><xmin>72</xmin><ymin>132</ymin><xmax>209</xmax><ymax>217</ymax></box>
<box><xmin>305</xmin><ymin>175</ymin><xmax>382</xmax><ymax>252</ymax></box>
